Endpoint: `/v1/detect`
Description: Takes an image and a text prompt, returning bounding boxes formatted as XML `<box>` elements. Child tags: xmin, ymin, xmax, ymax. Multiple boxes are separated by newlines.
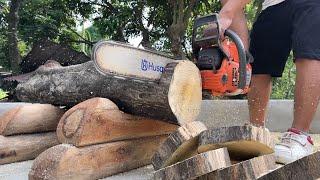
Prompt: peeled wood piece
<box><xmin>198</xmin><ymin>154</ymin><xmax>276</xmax><ymax>180</ymax></box>
<box><xmin>258</xmin><ymin>151</ymin><xmax>320</xmax><ymax>180</ymax></box>
<box><xmin>0</xmin><ymin>103</ymin><xmax>64</xmax><ymax>135</ymax></box>
<box><xmin>154</xmin><ymin>148</ymin><xmax>231</xmax><ymax>180</ymax></box>
<box><xmin>0</xmin><ymin>132</ymin><xmax>59</xmax><ymax>165</ymax></box>
<box><xmin>198</xmin><ymin>126</ymin><xmax>274</xmax><ymax>161</ymax></box>
<box><xmin>16</xmin><ymin>60</ymin><xmax>202</xmax><ymax>125</ymax></box>
<box><xmin>152</xmin><ymin>121</ymin><xmax>207</xmax><ymax>170</ymax></box>
<box><xmin>57</xmin><ymin>98</ymin><xmax>178</xmax><ymax>146</ymax></box>
<box><xmin>29</xmin><ymin>135</ymin><xmax>167</xmax><ymax>180</ymax></box>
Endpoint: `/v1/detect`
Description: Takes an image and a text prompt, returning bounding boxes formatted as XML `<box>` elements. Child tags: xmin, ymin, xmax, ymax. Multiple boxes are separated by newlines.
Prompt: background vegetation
<box><xmin>0</xmin><ymin>0</ymin><xmax>295</xmax><ymax>99</ymax></box>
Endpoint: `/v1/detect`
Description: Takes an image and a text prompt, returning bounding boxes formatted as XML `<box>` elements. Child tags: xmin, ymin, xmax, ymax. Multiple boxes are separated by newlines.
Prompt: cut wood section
<box><xmin>16</xmin><ymin>60</ymin><xmax>202</xmax><ymax>125</ymax></box>
<box><xmin>0</xmin><ymin>132</ymin><xmax>59</xmax><ymax>165</ymax></box>
<box><xmin>198</xmin><ymin>125</ymin><xmax>274</xmax><ymax>161</ymax></box>
<box><xmin>154</xmin><ymin>148</ymin><xmax>231</xmax><ymax>180</ymax></box>
<box><xmin>152</xmin><ymin>121</ymin><xmax>207</xmax><ymax>170</ymax></box>
<box><xmin>0</xmin><ymin>103</ymin><xmax>64</xmax><ymax>136</ymax></box>
<box><xmin>29</xmin><ymin>135</ymin><xmax>167</xmax><ymax>180</ymax></box>
<box><xmin>258</xmin><ymin>151</ymin><xmax>320</xmax><ymax>180</ymax></box>
<box><xmin>198</xmin><ymin>154</ymin><xmax>276</xmax><ymax>180</ymax></box>
<box><xmin>57</xmin><ymin>98</ymin><xmax>178</xmax><ymax>146</ymax></box>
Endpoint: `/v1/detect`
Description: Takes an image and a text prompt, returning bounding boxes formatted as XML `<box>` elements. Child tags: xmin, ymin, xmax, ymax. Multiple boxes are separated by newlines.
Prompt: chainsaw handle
<box><xmin>224</xmin><ymin>29</ymin><xmax>247</xmax><ymax>89</ymax></box>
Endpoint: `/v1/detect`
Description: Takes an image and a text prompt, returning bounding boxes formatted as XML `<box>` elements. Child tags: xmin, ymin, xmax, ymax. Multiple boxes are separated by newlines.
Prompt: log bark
<box><xmin>152</xmin><ymin>121</ymin><xmax>207</xmax><ymax>170</ymax></box>
<box><xmin>198</xmin><ymin>126</ymin><xmax>274</xmax><ymax>161</ymax></box>
<box><xmin>198</xmin><ymin>154</ymin><xmax>276</xmax><ymax>180</ymax></box>
<box><xmin>0</xmin><ymin>132</ymin><xmax>59</xmax><ymax>165</ymax></box>
<box><xmin>0</xmin><ymin>103</ymin><xmax>64</xmax><ymax>135</ymax></box>
<box><xmin>57</xmin><ymin>97</ymin><xmax>178</xmax><ymax>147</ymax></box>
<box><xmin>29</xmin><ymin>135</ymin><xmax>167</xmax><ymax>180</ymax></box>
<box><xmin>258</xmin><ymin>151</ymin><xmax>320</xmax><ymax>180</ymax></box>
<box><xmin>20</xmin><ymin>39</ymin><xmax>90</xmax><ymax>73</ymax></box>
<box><xmin>16</xmin><ymin>60</ymin><xmax>202</xmax><ymax>125</ymax></box>
<box><xmin>154</xmin><ymin>148</ymin><xmax>231</xmax><ymax>180</ymax></box>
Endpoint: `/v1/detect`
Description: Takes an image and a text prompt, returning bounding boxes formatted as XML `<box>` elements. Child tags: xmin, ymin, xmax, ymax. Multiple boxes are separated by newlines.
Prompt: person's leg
<box><xmin>292</xmin><ymin>60</ymin><xmax>320</xmax><ymax>131</ymax></box>
<box><xmin>247</xmin><ymin>75</ymin><xmax>272</xmax><ymax>126</ymax></box>
<box><xmin>220</xmin><ymin>0</ymin><xmax>249</xmax><ymax>50</ymax></box>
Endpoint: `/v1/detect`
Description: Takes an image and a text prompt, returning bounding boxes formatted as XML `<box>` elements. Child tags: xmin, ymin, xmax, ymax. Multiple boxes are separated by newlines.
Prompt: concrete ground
<box><xmin>0</xmin><ymin>133</ymin><xmax>319</xmax><ymax>180</ymax></box>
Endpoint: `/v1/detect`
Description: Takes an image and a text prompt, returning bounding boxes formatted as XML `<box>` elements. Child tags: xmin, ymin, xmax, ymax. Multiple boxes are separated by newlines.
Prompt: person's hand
<box><xmin>218</xmin><ymin>14</ymin><xmax>233</xmax><ymax>39</ymax></box>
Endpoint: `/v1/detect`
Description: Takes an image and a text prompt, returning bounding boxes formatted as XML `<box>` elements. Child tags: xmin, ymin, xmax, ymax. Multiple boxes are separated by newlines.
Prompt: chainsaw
<box><xmin>192</xmin><ymin>13</ymin><xmax>252</xmax><ymax>96</ymax></box>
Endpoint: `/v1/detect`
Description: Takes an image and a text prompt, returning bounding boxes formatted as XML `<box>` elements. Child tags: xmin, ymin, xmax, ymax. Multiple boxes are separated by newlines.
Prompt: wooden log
<box><xmin>154</xmin><ymin>148</ymin><xmax>231</xmax><ymax>180</ymax></box>
<box><xmin>258</xmin><ymin>151</ymin><xmax>320</xmax><ymax>180</ymax></box>
<box><xmin>0</xmin><ymin>103</ymin><xmax>64</xmax><ymax>135</ymax></box>
<box><xmin>198</xmin><ymin>126</ymin><xmax>274</xmax><ymax>161</ymax></box>
<box><xmin>0</xmin><ymin>132</ymin><xmax>59</xmax><ymax>165</ymax></box>
<box><xmin>29</xmin><ymin>135</ymin><xmax>167</xmax><ymax>180</ymax></box>
<box><xmin>152</xmin><ymin>121</ymin><xmax>207</xmax><ymax>170</ymax></box>
<box><xmin>16</xmin><ymin>60</ymin><xmax>202</xmax><ymax>125</ymax></box>
<box><xmin>57</xmin><ymin>97</ymin><xmax>178</xmax><ymax>146</ymax></box>
<box><xmin>198</xmin><ymin>154</ymin><xmax>276</xmax><ymax>180</ymax></box>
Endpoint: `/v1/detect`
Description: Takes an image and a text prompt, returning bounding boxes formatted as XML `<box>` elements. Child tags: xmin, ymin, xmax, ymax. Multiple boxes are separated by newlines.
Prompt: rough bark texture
<box><xmin>57</xmin><ymin>97</ymin><xmax>178</xmax><ymax>147</ymax></box>
<box><xmin>154</xmin><ymin>148</ymin><xmax>231</xmax><ymax>180</ymax></box>
<box><xmin>7</xmin><ymin>0</ymin><xmax>23</xmax><ymax>74</ymax></box>
<box><xmin>152</xmin><ymin>121</ymin><xmax>207</xmax><ymax>170</ymax></box>
<box><xmin>0</xmin><ymin>132</ymin><xmax>59</xmax><ymax>165</ymax></box>
<box><xmin>198</xmin><ymin>126</ymin><xmax>274</xmax><ymax>161</ymax></box>
<box><xmin>20</xmin><ymin>39</ymin><xmax>90</xmax><ymax>73</ymax></box>
<box><xmin>29</xmin><ymin>135</ymin><xmax>167</xmax><ymax>180</ymax></box>
<box><xmin>0</xmin><ymin>103</ymin><xmax>64</xmax><ymax>136</ymax></box>
<box><xmin>16</xmin><ymin>60</ymin><xmax>202</xmax><ymax>125</ymax></box>
<box><xmin>198</xmin><ymin>154</ymin><xmax>276</xmax><ymax>180</ymax></box>
<box><xmin>258</xmin><ymin>151</ymin><xmax>320</xmax><ymax>180</ymax></box>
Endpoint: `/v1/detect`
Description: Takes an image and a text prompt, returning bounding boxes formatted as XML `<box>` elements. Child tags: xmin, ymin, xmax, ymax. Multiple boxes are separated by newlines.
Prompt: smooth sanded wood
<box><xmin>0</xmin><ymin>103</ymin><xmax>64</xmax><ymax>136</ymax></box>
<box><xmin>154</xmin><ymin>148</ymin><xmax>231</xmax><ymax>180</ymax></box>
<box><xmin>29</xmin><ymin>135</ymin><xmax>167</xmax><ymax>180</ymax></box>
<box><xmin>57</xmin><ymin>98</ymin><xmax>178</xmax><ymax>147</ymax></box>
<box><xmin>258</xmin><ymin>151</ymin><xmax>320</xmax><ymax>180</ymax></box>
<box><xmin>198</xmin><ymin>125</ymin><xmax>274</xmax><ymax>161</ymax></box>
<box><xmin>198</xmin><ymin>154</ymin><xmax>276</xmax><ymax>180</ymax></box>
<box><xmin>152</xmin><ymin>121</ymin><xmax>207</xmax><ymax>170</ymax></box>
<box><xmin>0</xmin><ymin>132</ymin><xmax>59</xmax><ymax>165</ymax></box>
<box><xmin>16</xmin><ymin>60</ymin><xmax>202</xmax><ymax>125</ymax></box>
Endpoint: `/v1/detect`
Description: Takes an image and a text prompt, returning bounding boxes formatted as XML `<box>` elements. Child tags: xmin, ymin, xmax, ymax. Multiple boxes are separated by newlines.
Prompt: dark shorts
<box><xmin>249</xmin><ymin>0</ymin><xmax>320</xmax><ymax>77</ymax></box>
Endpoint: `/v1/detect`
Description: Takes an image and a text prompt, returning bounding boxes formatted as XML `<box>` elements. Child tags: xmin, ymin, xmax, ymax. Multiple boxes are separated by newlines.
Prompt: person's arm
<box><xmin>218</xmin><ymin>0</ymin><xmax>251</xmax><ymax>35</ymax></box>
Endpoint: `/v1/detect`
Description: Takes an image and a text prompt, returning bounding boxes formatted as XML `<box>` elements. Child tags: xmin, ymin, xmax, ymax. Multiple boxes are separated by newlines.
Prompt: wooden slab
<box><xmin>198</xmin><ymin>125</ymin><xmax>274</xmax><ymax>161</ymax></box>
<box><xmin>57</xmin><ymin>98</ymin><xmax>178</xmax><ymax>147</ymax></box>
<box><xmin>154</xmin><ymin>148</ymin><xmax>231</xmax><ymax>180</ymax></box>
<box><xmin>0</xmin><ymin>103</ymin><xmax>64</xmax><ymax>135</ymax></box>
<box><xmin>258</xmin><ymin>151</ymin><xmax>320</xmax><ymax>180</ymax></box>
<box><xmin>29</xmin><ymin>135</ymin><xmax>167</xmax><ymax>180</ymax></box>
<box><xmin>198</xmin><ymin>154</ymin><xmax>276</xmax><ymax>180</ymax></box>
<box><xmin>151</xmin><ymin>121</ymin><xmax>207</xmax><ymax>170</ymax></box>
<box><xmin>0</xmin><ymin>132</ymin><xmax>59</xmax><ymax>165</ymax></box>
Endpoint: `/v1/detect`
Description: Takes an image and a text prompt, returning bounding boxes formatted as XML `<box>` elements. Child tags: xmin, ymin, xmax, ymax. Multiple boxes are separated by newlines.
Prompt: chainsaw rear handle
<box><xmin>224</xmin><ymin>29</ymin><xmax>247</xmax><ymax>89</ymax></box>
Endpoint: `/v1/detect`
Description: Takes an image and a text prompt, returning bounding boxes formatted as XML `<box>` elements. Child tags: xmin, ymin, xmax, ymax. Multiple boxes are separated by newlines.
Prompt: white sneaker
<box><xmin>275</xmin><ymin>128</ymin><xmax>314</xmax><ymax>164</ymax></box>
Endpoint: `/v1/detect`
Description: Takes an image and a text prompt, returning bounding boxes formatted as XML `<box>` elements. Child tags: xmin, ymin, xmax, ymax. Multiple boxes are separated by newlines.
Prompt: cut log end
<box><xmin>167</xmin><ymin>61</ymin><xmax>202</xmax><ymax>125</ymax></box>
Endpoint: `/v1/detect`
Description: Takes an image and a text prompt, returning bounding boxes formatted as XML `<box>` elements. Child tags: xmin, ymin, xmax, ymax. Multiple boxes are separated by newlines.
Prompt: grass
<box><xmin>0</xmin><ymin>89</ymin><xmax>8</xmax><ymax>99</ymax></box>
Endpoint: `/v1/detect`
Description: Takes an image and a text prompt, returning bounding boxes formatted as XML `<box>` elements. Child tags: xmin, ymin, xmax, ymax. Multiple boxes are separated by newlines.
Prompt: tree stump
<box><xmin>16</xmin><ymin>60</ymin><xmax>202</xmax><ymax>125</ymax></box>
<box><xmin>152</xmin><ymin>121</ymin><xmax>207</xmax><ymax>170</ymax></box>
<box><xmin>57</xmin><ymin>98</ymin><xmax>178</xmax><ymax>146</ymax></box>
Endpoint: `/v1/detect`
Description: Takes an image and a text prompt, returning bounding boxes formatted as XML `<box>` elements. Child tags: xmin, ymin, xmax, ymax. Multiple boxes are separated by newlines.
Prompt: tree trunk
<box><xmin>29</xmin><ymin>136</ymin><xmax>167</xmax><ymax>180</ymax></box>
<box><xmin>16</xmin><ymin>60</ymin><xmax>202</xmax><ymax>125</ymax></box>
<box><xmin>198</xmin><ymin>126</ymin><xmax>274</xmax><ymax>161</ymax></box>
<box><xmin>258</xmin><ymin>151</ymin><xmax>320</xmax><ymax>180</ymax></box>
<box><xmin>198</xmin><ymin>154</ymin><xmax>276</xmax><ymax>180</ymax></box>
<box><xmin>154</xmin><ymin>148</ymin><xmax>231</xmax><ymax>180</ymax></box>
<box><xmin>0</xmin><ymin>132</ymin><xmax>59</xmax><ymax>165</ymax></box>
<box><xmin>0</xmin><ymin>103</ymin><xmax>64</xmax><ymax>136</ymax></box>
<box><xmin>7</xmin><ymin>0</ymin><xmax>23</xmax><ymax>74</ymax></box>
<box><xmin>152</xmin><ymin>121</ymin><xmax>207</xmax><ymax>170</ymax></box>
<box><xmin>57</xmin><ymin>97</ymin><xmax>178</xmax><ymax>147</ymax></box>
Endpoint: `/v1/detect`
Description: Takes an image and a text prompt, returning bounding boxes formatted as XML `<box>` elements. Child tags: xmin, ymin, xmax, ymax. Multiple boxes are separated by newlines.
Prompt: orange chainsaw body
<box><xmin>200</xmin><ymin>40</ymin><xmax>252</xmax><ymax>96</ymax></box>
